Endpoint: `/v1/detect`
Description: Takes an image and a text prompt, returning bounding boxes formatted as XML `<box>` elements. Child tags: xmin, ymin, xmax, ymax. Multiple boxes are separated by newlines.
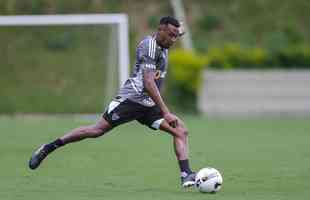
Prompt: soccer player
<box><xmin>29</xmin><ymin>16</ymin><xmax>196</xmax><ymax>187</ymax></box>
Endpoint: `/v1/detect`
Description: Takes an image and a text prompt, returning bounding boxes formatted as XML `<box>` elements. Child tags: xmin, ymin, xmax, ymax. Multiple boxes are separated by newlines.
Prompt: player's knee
<box><xmin>176</xmin><ymin>127</ymin><xmax>188</xmax><ymax>139</ymax></box>
<box><xmin>85</xmin><ymin>126</ymin><xmax>104</xmax><ymax>138</ymax></box>
<box><xmin>88</xmin><ymin>119</ymin><xmax>112</xmax><ymax>138</ymax></box>
<box><xmin>181</xmin><ymin>127</ymin><xmax>189</xmax><ymax>137</ymax></box>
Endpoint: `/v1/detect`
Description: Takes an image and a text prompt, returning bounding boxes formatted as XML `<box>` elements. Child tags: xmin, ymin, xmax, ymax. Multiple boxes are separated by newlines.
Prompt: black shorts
<box><xmin>103</xmin><ymin>99</ymin><xmax>164</xmax><ymax>130</ymax></box>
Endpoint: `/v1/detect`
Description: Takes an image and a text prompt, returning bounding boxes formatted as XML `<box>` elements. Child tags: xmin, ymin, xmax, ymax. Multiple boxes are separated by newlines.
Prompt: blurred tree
<box><xmin>89</xmin><ymin>0</ymin><xmax>104</xmax><ymax>12</ymax></box>
<box><xmin>5</xmin><ymin>0</ymin><xmax>16</xmax><ymax>14</ymax></box>
<box><xmin>44</xmin><ymin>0</ymin><xmax>56</xmax><ymax>14</ymax></box>
<box><xmin>147</xmin><ymin>15</ymin><xmax>160</xmax><ymax>29</ymax></box>
<box><xmin>199</xmin><ymin>15</ymin><xmax>221</xmax><ymax>32</ymax></box>
<box><xmin>30</xmin><ymin>0</ymin><xmax>44</xmax><ymax>14</ymax></box>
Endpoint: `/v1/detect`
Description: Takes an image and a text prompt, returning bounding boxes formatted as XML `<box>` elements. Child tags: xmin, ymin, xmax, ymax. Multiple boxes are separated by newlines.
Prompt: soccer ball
<box><xmin>195</xmin><ymin>167</ymin><xmax>223</xmax><ymax>193</ymax></box>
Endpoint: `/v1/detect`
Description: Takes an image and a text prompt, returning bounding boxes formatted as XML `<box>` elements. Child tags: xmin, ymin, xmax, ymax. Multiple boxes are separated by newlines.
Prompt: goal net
<box><xmin>0</xmin><ymin>14</ymin><xmax>129</xmax><ymax>113</ymax></box>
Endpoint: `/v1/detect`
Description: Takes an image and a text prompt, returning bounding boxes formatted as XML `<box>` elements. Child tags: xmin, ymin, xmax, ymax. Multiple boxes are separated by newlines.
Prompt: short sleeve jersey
<box><xmin>117</xmin><ymin>35</ymin><xmax>168</xmax><ymax>107</ymax></box>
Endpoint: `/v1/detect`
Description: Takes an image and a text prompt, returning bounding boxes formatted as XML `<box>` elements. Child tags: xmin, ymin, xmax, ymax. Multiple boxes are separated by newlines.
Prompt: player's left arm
<box><xmin>139</xmin><ymin>38</ymin><xmax>178</xmax><ymax>127</ymax></box>
<box><xmin>143</xmin><ymin>68</ymin><xmax>178</xmax><ymax>128</ymax></box>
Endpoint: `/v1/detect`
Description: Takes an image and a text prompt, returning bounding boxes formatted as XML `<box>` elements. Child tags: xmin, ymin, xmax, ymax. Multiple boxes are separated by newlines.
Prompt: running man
<box><xmin>29</xmin><ymin>16</ymin><xmax>196</xmax><ymax>187</ymax></box>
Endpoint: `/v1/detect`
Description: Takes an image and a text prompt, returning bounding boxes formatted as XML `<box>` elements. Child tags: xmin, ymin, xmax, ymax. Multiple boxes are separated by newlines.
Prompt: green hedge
<box><xmin>166</xmin><ymin>49</ymin><xmax>207</xmax><ymax>113</ymax></box>
<box><xmin>167</xmin><ymin>45</ymin><xmax>310</xmax><ymax>112</ymax></box>
<box><xmin>208</xmin><ymin>43</ymin><xmax>310</xmax><ymax>69</ymax></box>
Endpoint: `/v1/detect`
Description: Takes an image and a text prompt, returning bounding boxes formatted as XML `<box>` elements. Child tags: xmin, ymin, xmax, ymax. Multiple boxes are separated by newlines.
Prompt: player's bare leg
<box><xmin>60</xmin><ymin>118</ymin><xmax>112</xmax><ymax>144</ymax></box>
<box><xmin>29</xmin><ymin>117</ymin><xmax>112</xmax><ymax>170</ymax></box>
<box><xmin>159</xmin><ymin>119</ymin><xmax>196</xmax><ymax>187</ymax></box>
<box><xmin>160</xmin><ymin>120</ymin><xmax>189</xmax><ymax>160</ymax></box>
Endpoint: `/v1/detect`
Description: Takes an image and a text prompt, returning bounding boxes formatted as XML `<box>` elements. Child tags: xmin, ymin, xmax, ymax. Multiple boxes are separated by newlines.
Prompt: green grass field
<box><xmin>0</xmin><ymin>115</ymin><xmax>309</xmax><ymax>200</ymax></box>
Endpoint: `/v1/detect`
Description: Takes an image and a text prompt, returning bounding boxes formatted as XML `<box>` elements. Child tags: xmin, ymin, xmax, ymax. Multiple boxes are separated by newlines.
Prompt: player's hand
<box><xmin>163</xmin><ymin>112</ymin><xmax>178</xmax><ymax>128</ymax></box>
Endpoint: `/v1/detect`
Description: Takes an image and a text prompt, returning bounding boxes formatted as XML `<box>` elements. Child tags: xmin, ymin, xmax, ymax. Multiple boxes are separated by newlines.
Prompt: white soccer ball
<box><xmin>195</xmin><ymin>167</ymin><xmax>223</xmax><ymax>193</ymax></box>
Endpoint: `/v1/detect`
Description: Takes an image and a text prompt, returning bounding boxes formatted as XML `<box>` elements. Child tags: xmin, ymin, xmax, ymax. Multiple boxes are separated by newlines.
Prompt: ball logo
<box><xmin>202</xmin><ymin>177</ymin><xmax>208</xmax><ymax>181</ymax></box>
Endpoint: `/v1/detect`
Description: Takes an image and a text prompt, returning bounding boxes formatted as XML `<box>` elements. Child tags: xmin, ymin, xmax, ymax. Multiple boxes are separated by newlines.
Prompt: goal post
<box><xmin>0</xmin><ymin>14</ymin><xmax>130</xmax><ymax>113</ymax></box>
<box><xmin>0</xmin><ymin>13</ymin><xmax>129</xmax><ymax>88</ymax></box>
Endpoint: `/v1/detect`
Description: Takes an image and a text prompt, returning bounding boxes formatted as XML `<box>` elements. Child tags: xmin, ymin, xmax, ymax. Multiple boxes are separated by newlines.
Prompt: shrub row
<box><xmin>167</xmin><ymin>44</ymin><xmax>310</xmax><ymax>112</ymax></box>
<box><xmin>166</xmin><ymin>49</ymin><xmax>206</xmax><ymax>113</ymax></box>
<box><xmin>207</xmin><ymin>43</ymin><xmax>310</xmax><ymax>69</ymax></box>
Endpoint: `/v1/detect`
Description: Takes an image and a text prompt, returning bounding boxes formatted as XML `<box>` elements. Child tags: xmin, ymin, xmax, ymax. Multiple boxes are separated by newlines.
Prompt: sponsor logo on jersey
<box><xmin>155</xmin><ymin>70</ymin><xmax>167</xmax><ymax>80</ymax></box>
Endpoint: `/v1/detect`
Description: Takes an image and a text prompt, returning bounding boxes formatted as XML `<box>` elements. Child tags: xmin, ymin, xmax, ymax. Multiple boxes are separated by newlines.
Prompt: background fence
<box><xmin>199</xmin><ymin>70</ymin><xmax>310</xmax><ymax>117</ymax></box>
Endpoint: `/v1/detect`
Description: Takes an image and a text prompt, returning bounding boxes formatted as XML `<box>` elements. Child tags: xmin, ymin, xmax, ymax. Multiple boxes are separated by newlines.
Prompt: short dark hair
<box><xmin>159</xmin><ymin>16</ymin><xmax>180</xmax><ymax>27</ymax></box>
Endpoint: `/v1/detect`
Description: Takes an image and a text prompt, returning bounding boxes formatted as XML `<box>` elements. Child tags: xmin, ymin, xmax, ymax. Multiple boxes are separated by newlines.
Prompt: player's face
<box><xmin>159</xmin><ymin>24</ymin><xmax>180</xmax><ymax>48</ymax></box>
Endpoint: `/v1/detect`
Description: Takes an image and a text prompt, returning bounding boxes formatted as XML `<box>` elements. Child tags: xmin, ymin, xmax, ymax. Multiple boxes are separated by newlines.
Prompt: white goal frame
<box><xmin>0</xmin><ymin>14</ymin><xmax>129</xmax><ymax>87</ymax></box>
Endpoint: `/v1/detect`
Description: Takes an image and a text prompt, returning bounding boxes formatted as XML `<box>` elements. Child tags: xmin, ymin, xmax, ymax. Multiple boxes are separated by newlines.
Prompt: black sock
<box><xmin>178</xmin><ymin>159</ymin><xmax>193</xmax><ymax>177</ymax></box>
<box><xmin>45</xmin><ymin>138</ymin><xmax>64</xmax><ymax>153</ymax></box>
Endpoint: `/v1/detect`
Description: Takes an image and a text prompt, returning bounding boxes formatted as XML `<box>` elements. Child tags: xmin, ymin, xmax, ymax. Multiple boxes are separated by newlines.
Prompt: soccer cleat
<box><xmin>181</xmin><ymin>172</ymin><xmax>196</xmax><ymax>188</ymax></box>
<box><xmin>28</xmin><ymin>144</ymin><xmax>49</xmax><ymax>170</ymax></box>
